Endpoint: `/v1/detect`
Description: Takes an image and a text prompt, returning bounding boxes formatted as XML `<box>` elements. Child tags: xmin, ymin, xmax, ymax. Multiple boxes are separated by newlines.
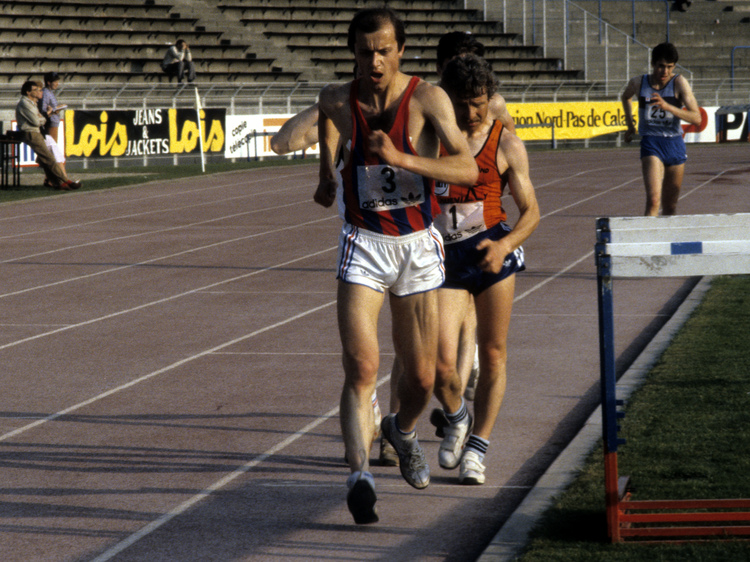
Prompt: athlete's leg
<box><xmin>641</xmin><ymin>155</ymin><xmax>665</xmax><ymax>216</ymax></box>
<box><xmin>434</xmin><ymin>287</ymin><xmax>473</xmax><ymax>415</ymax></box>
<box><xmin>388</xmin><ymin>288</ymin><xmax>439</xmax><ymax>432</ymax></box>
<box><xmin>337</xmin><ymin>280</ymin><xmax>385</xmax><ymax>473</ymax></box>
<box><xmin>456</xmin><ymin>300</ymin><xmax>478</xmax><ymax>394</ymax></box>
<box><xmin>661</xmin><ymin>163</ymin><xmax>685</xmax><ymax>215</ymax></box>
<box><xmin>472</xmin><ymin>274</ymin><xmax>515</xmax><ymax>440</ymax></box>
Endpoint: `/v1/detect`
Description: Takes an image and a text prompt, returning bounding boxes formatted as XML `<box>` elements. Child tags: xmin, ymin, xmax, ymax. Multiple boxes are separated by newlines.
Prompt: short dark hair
<box><xmin>21</xmin><ymin>80</ymin><xmax>37</xmax><ymax>96</ymax></box>
<box><xmin>437</xmin><ymin>32</ymin><xmax>484</xmax><ymax>69</ymax></box>
<box><xmin>176</xmin><ymin>39</ymin><xmax>186</xmax><ymax>49</ymax></box>
<box><xmin>440</xmin><ymin>54</ymin><xmax>496</xmax><ymax>100</ymax></box>
<box><xmin>347</xmin><ymin>8</ymin><xmax>405</xmax><ymax>53</ymax></box>
<box><xmin>43</xmin><ymin>71</ymin><xmax>60</xmax><ymax>85</ymax></box>
<box><xmin>651</xmin><ymin>42</ymin><xmax>679</xmax><ymax>65</ymax></box>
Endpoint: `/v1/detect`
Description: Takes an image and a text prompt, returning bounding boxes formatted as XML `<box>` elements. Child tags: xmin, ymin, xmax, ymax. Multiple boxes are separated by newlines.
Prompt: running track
<box><xmin>0</xmin><ymin>144</ymin><xmax>748</xmax><ymax>561</ymax></box>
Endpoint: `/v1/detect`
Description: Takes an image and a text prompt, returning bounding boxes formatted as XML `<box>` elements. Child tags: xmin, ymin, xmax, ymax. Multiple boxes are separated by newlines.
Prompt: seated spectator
<box><xmin>15</xmin><ymin>81</ymin><xmax>80</xmax><ymax>191</ymax></box>
<box><xmin>161</xmin><ymin>39</ymin><xmax>196</xmax><ymax>83</ymax></box>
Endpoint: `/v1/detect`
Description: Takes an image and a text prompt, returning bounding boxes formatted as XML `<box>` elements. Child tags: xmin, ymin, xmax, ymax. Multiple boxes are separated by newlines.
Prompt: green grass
<box><xmin>518</xmin><ymin>275</ymin><xmax>750</xmax><ymax>561</ymax></box>
<box><xmin>0</xmin><ymin>157</ymin><xmax>314</xmax><ymax>204</ymax></box>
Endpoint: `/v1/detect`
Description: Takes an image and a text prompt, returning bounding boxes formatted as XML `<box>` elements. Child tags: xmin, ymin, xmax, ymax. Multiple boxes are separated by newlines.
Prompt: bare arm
<box><xmin>313</xmin><ymin>109</ymin><xmax>339</xmax><ymax>207</ymax></box>
<box><xmin>315</xmin><ymin>84</ymin><xmax>350</xmax><ymax>208</ymax></box>
<box><xmin>369</xmin><ymin>83</ymin><xmax>478</xmax><ymax>186</ymax></box>
<box><xmin>489</xmin><ymin>93</ymin><xmax>516</xmax><ymax>135</ymax></box>
<box><xmin>620</xmin><ymin>76</ymin><xmax>640</xmax><ymax>143</ymax></box>
<box><xmin>655</xmin><ymin>75</ymin><xmax>701</xmax><ymax>126</ymax></box>
<box><xmin>271</xmin><ymin>103</ymin><xmax>321</xmax><ymax>155</ymax></box>
<box><xmin>476</xmin><ymin>132</ymin><xmax>540</xmax><ymax>273</ymax></box>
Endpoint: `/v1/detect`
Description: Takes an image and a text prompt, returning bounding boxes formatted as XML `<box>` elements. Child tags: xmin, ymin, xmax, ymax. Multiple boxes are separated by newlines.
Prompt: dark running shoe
<box><xmin>346</xmin><ymin>471</ymin><xmax>378</xmax><ymax>524</ymax></box>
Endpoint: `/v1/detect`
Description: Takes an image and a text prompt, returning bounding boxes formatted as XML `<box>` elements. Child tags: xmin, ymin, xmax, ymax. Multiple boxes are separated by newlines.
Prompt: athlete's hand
<box><xmin>314</xmin><ymin>178</ymin><xmax>337</xmax><ymax>207</ymax></box>
<box><xmin>649</xmin><ymin>92</ymin><xmax>668</xmax><ymax>110</ymax></box>
<box><xmin>367</xmin><ymin>130</ymin><xmax>401</xmax><ymax>167</ymax></box>
<box><xmin>624</xmin><ymin>127</ymin><xmax>636</xmax><ymax>143</ymax></box>
<box><xmin>476</xmin><ymin>238</ymin><xmax>510</xmax><ymax>274</ymax></box>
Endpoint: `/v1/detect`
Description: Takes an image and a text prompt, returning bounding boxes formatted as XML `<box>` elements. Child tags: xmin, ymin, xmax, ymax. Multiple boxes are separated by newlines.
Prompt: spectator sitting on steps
<box><xmin>161</xmin><ymin>39</ymin><xmax>196</xmax><ymax>83</ymax></box>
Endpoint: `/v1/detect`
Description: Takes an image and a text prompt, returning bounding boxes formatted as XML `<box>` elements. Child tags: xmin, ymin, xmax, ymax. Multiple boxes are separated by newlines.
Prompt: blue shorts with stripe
<box><xmin>640</xmin><ymin>135</ymin><xmax>687</xmax><ymax>166</ymax></box>
<box><xmin>442</xmin><ymin>222</ymin><xmax>525</xmax><ymax>296</ymax></box>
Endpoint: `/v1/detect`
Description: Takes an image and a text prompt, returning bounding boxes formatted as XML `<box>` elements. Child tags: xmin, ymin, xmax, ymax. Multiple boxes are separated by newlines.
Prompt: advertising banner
<box><xmin>64</xmin><ymin>108</ymin><xmax>225</xmax><ymax>158</ymax></box>
<box><xmin>508</xmin><ymin>101</ymin><xmax>717</xmax><ymax>144</ymax></box>
<box><xmin>508</xmin><ymin>102</ymin><xmax>629</xmax><ymax>140</ymax></box>
<box><xmin>225</xmin><ymin>114</ymin><xmax>320</xmax><ymax>159</ymax></box>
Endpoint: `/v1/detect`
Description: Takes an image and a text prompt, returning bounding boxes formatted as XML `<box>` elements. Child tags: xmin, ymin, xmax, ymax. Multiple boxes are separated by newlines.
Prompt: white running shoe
<box><xmin>438</xmin><ymin>412</ymin><xmax>473</xmax><ymax>469</ymax></box>
<box><xmin>380</xmin><ymin>413</ymin><xmax>430</xmax><ymax>489</ymax></box>
<box><xmin>459</xmin><ymin>450</ymin><xmax>486</xmax><ymax>485</ymax></box>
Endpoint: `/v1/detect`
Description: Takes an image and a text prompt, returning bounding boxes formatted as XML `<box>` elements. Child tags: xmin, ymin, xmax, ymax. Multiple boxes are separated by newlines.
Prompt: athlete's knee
<box><xmin>342</xmin><ymin>353</ymin><xmax>379</xmax><ymax>385</ymax></box>
<box><xmin>479</xmin><ymin>343</ymin><xmax>507</xmax><ymax>373</ymax></box>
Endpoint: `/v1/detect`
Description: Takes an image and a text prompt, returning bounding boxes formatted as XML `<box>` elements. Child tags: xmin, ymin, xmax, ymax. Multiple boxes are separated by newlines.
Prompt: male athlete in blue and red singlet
<box><xmin>315</xmin><ymin>8</ymin><xmax>477</xmax><ymax>525</ymax></box>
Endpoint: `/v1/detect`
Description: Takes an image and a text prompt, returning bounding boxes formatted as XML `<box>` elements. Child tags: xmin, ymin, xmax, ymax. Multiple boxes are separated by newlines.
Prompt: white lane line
<box><xmin>0</xmin><ymin>184</ymin><xmax>309</xmax><ymax>245</ymax></box>
<box><xmin>0</xmin><ymin>168</ymin><xmax>316</xmax><ymax>226</ymax></box>
<box><xmin>680</xmin><ymin>167</ymin><xmax>745</xmax><ymax>201</ymax></box>
<box><xmin>0</xmin><ymin>240</ymin><xmax>337</xmax><ymax>352</ymax></box>
<box><xmin>0</xmin><ymin>299</ymin><xmax>337</xmax><ymax>445</ymax></box>
<box><xmin>0</xmin><ymin>214</ymin><xmax>337</xmax><ymax>299</ymax></box>
<box><xmin>2</xmin><ymin>165</ymin><xmax>661</xmax><ymax>557</ymax></box>
<box><xmin>78</xmin><ymin>252</ymin><xmax>591</xmax><ymax>561</ymax></box>
<box><xmin>87</xmin><ymin>376</ymin><xmax>389</xmax><ymax>562</ymax></box>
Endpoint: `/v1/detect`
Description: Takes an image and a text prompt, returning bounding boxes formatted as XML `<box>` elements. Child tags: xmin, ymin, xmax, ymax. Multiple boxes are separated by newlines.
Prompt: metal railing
<box><xmin>2</xmin><ymin>78</ymin><xmax>749</xmax><ymax>121</ymax></box>
<box><xmin>500</xmin><ymin>0</ymin><xmax>692</xmax><ymax>92</ymax></box>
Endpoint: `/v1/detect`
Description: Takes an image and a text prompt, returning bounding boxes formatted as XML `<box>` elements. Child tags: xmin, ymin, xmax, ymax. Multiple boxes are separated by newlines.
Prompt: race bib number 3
<box><xmin>357</xmin><ymin>165</ymin><xmax>425</xmax><ymax>211</ymax></box>
<box><xmin>434</xmin><ymin>201</ymin><xmax>487</xmax><ymax>244</ymax></box>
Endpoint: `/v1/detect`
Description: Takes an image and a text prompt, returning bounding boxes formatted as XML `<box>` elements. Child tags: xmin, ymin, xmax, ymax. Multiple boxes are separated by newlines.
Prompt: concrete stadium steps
<box><xmin>0</xmin><ymin>40</ymin><xmax>249</xmax><ymax>62</ymax></box>
<box><xmin>274</xmin><ymin>30</ymin><xmax>523</xmax><ymax>49</ymax></box>
<box><xmin>321</xmin><ymin>56</ymin><xmax>572</xmax><ymax>79</ymax></box>
<box><xmin>0</xmin><ymin>1</ymin><xmax>173</xmax><ymax>18</ymax></box>
<box><xmin>0</xmin><ymin>0</ymin><xmax>582</xmax><ymax>87</ymax></box>
<box><xmin>0</xmin><ymin>69</ymin><xmax>301</xmax><ymax>85</ymax></box>
<box><xmin>0</xmin><ymin>14</ymin><xmax>200</xmax><ymax>34</ymax></box>
<box><xmin>218</xmin><ymin>5</ymin><xmax>485</xmax><ymax>23</ymax></box>
<box><xmin>221</xmin><ymin>0</ymin><xmax>463</xmax><ymax>8</ymax></box>
<box><xmin>0</xmin><ymin>57</ymin><xmax>284</xmax><ymax>76</ymax></box>
<box><xmin>0</xmin><ymin>28</ymin><xmax>224</xmax><ymax>46</ymax></box>
<box><xmin>250</xmin><ymin>19</ymin><xmax>507</xmax><ymax>36</ymax></box>
<box><xmin>572</xmin><ymin>0</ymin><xmax>750</xmax><ymax>81</ymax></box>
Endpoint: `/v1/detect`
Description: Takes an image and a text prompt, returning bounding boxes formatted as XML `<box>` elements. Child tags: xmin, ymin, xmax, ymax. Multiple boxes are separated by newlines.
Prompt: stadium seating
<box><xmin>0</xmin><ymin>0</ymin><xmax>574</xmax><ymax>85</ymax></box>
<box><xmin>1</xmin><ymin>0</ymin><xmax>747</xmax><ymax>86</ymax></box>
<box><xmin>574</xmin><ymin>0</ymin><xmax>750</xmax><ymax>81</ymax></box>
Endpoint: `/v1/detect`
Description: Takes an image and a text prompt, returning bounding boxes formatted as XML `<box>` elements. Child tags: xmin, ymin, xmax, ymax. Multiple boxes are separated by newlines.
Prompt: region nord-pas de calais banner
<box><xmin>64</xmin><ymin>108</ymin><xmax>226</xmax><ymax>158</ymax></box>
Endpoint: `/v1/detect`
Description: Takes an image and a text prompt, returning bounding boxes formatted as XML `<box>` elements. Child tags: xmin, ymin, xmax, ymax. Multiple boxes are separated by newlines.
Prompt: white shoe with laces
<box><xmin>438</xmin><ymin>413</ymin><xmax>473</xmax><ymax>469</ymax></box>
<box><xmin>459</xmin><ymin>450</ymin><xmax>486</xmax><ymax>485</ymax></box>
<box><xmin>380</xmin><ymin>413</ymin><xmax>430</xmax><ymax>489</ymax></box>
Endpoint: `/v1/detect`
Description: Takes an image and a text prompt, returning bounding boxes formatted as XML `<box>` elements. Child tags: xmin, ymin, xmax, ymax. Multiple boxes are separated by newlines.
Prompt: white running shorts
<box><xmin>336</xmin><ymin>223</ymin><xmax>445</xmax><ymax>296</ymax></box>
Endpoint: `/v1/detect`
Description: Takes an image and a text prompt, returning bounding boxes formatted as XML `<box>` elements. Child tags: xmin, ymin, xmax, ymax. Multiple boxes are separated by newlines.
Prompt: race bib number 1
<box><xmin>434</xmin><ymin>201</ymin><xmax>487</xmax><ymax>244</ymax></box>
<box><xmin>357</xmin><ymin>165</ymin><xmax>425</xmax><ymax>210</ymax></box>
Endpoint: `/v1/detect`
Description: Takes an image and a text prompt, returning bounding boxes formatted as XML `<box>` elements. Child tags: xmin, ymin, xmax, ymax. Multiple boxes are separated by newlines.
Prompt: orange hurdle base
<box><xmin>617</xmin><ymin>495</ymin><xmax>750</xmax><ymax>542</ymax></box>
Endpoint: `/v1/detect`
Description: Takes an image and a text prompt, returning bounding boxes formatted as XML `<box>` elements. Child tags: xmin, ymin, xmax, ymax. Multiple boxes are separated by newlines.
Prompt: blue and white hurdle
<box><xmin>595</xmin><ymin>213</ymin><xmax>750</xmax><ymax>542</ymax></box>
